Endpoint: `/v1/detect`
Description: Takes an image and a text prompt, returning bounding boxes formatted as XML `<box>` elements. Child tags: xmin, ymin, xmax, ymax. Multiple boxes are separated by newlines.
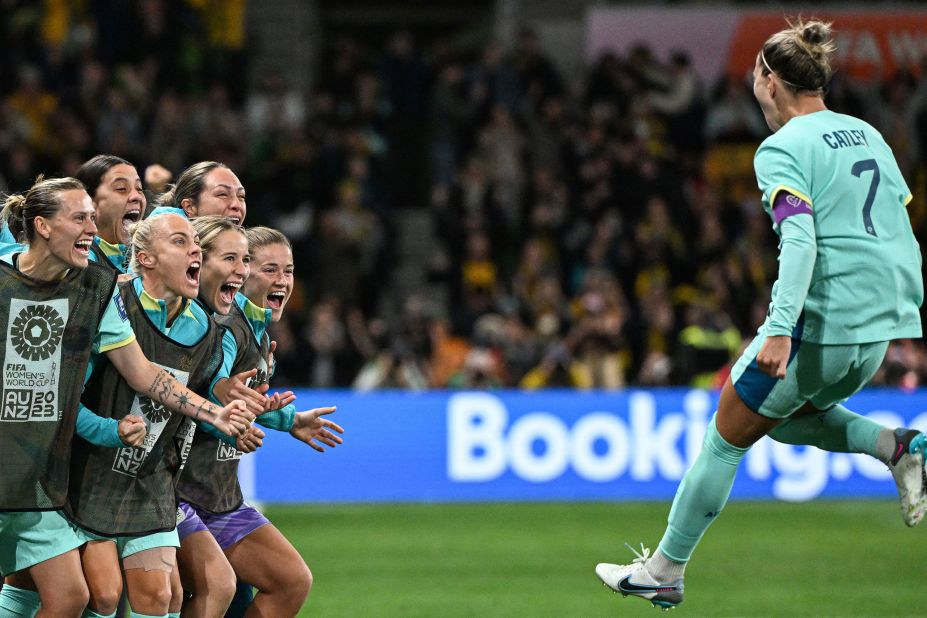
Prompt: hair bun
<box><xmin>800</xmin><ymin>20</ymin><xmax>831</xmax><ymax>47</ymax></box>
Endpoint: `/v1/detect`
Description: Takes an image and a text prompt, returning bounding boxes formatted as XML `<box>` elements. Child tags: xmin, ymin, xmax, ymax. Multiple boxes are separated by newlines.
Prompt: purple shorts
<box><xmin>176</xmin><ymin>501</ymin><xmax>269</xmax><ymax>550</ymax></box>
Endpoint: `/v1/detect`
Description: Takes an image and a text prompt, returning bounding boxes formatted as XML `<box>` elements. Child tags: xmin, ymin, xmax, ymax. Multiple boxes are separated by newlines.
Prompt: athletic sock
<box><xmin>82</xmin><ymin>610</ymin><xmax>117</xmax><ymax>618</ymax></box>
<box><xmin>0</xmin><ymin>585</ymin><xmax>40</xmax><ymax>618</ymax></box>
<box><xmin>167</xmin><ymin>614</ymin><xmax>180</xmax><ymax>618</ymax></box>
<box><xmin>768</xmin><ymin>404</ymin><xmax>888</xmax><ymax>460</ymax></box>
<box><xmin>224</xmin><ymin>581</ymin><xmax>254</xmax><ymax>618</ymax></box>
<box><xmin>646</xmin><ymin>548</ymin><xmax>686</xmax><ymax>581</ymax></box>
<box><xmin>655</xmin><ymin>416</ymin><xmax>749</xmax><ymax>565</ymax></box>
<box><xmin>128</xmin><ymin>612</ymin><xmax>166</xmax><ymax>618</ymax></box>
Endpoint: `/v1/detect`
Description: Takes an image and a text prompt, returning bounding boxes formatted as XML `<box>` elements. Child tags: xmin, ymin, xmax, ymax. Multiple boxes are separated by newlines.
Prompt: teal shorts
<box><xmin>0</xmin><ymin>510</ymin><xmax>85</xmax><ymax>576</ymax></box>
<box><xmin>731</xmin><ymin>328</ymin><xmax>889</xmax><ymax>419</ymax></box>
<box><xmin>72</xmin><ymin>525</ymin><xmax>180</xmax><ymax>559</ymax></box>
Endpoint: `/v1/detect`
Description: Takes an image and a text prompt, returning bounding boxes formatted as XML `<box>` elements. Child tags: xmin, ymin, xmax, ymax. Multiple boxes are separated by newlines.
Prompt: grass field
<box><xmin>265</xmin><ymin>500</ymin><xmax>926</xmax><ymax>618</ymax></box>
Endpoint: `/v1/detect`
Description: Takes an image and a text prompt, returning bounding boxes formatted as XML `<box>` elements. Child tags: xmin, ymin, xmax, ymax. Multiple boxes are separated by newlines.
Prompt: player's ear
<box><xmin>137</xmin><ymin>249</ymin><xmax>156</xmax><ymax>269</ymax></box>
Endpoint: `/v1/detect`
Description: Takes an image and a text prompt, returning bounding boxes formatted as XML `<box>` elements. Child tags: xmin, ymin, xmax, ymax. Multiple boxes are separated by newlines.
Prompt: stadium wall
<box><xmin>243</xmin><ymin>388</ymin><xmax>927</xmax><ymax>504</ymax></box>
<box><xmin>586</xmin><ymin>7</ymin><xmax>927</xmax><ymax>82</ymax></box>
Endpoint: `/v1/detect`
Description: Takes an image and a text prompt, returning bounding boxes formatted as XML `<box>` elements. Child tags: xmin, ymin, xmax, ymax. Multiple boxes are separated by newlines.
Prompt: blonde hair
<box><xmin>1</xmin><ymin>176</ymin><xmax>87</xmax><ymax>244</ymax></box>
<box><xmin>191</xmin><ymin>215</ymin><xmax>245</xmax><ymax>261</ymax></box>
<box><xmin>760</xmin><ymin>18</ymin><xmax>836</xmax><ymax>93</ymax></box>
<box><xmin>129</xmin><ymin>214</ymin><xmax>187</xmax><ymax>273</ymax></box>
<box><xmin>244</xmin><ymin>226</ymin><xmax>291</xmax><ymax>254</ymax></box>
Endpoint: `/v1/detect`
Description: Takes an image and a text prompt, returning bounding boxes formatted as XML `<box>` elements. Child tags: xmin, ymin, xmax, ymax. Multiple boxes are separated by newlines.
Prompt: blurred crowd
<box><xmin>2</xmin><ymin>1</ymin><xmax>926</xmax><ymax>389</ymax></box>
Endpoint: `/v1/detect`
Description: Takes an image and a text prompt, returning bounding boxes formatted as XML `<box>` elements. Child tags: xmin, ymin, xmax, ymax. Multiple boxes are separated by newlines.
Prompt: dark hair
<box><xmin>760</xmin><ymin>18</ymin><xmax>836</xmax><ymax>93</ymax></box>
<box><xmin>75</xmin><ymin>154</ymin><xmax>133</xmax><ymax>197</ymax></box>
<box><xmin>1</xmin><ymin>176</ymin><xmax>88</xmax><ymax>243</ymax></box>
<box><xmin>157</xmin><ymin>161</ymin><xmax>228</xmax><ymax>212</ymax></box>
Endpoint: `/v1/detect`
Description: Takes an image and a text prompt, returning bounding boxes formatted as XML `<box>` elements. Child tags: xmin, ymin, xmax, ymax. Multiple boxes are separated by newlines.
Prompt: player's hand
<box><xmin>236</xmin><ymin>425</ymin><xmax>265</xmax><ymax>453</ymax></box>
<box><xmin>289</xmin><ymin>406</ymin><xmax>343</xmax><ymax>452</ymax></box>
<box><xmin>264</xmin><ymin>389</ymin><xmax>296</xmax><ymax>412</ymax></box>
<box><xmin>213</xmin><ymin>400</ymin><xmax>254</xmax><ymax>437</ymax></box>
<box><xmin>144</xmin><ymin>164</ymin><xmax>173</xmax><ymax>193</ymax></box>
<box><xmin>267</xmin><ymin>340</ymin><xmax>277</xmax><ymax>378</ymax></box>
<box><xmin>118</xmin><ymin>414</ymin><xmax>147</xmax><ymax>447</ymax></box>
<box><xmin>213</xmin><ymin>369</ymin><xmax>268</xmax><ymax>415</ymax></box>
<box><xmin>757</xmin><ymin>335</ymin><xmax>791</xmax><ymax>379</ymax></box>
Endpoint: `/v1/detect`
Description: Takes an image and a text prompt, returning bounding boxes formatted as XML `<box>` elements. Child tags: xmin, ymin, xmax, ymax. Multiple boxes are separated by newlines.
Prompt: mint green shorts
<box><xmin>730</xmin><ymin>329</ymin><xmax>889</xmax><ymax>419</ymax></box>
<box><xmin>0</xmin><ymin>510</ymin><xmax>85</xmax><ymax>576</ymax></box>
<box><xmin>72</xmin><ymin>526</ymin><xmax>180</xmax><ymax>558</ymax></box>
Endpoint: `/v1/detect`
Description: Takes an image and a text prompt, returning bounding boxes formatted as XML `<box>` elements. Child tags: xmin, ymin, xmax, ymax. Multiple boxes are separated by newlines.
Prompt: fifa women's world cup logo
<box><xmin>112</xmin><ymin>363</ymin><xmax>190</xmax><ymax>476</ymax></box>
<box><xmin>2</xmin><ymin>299</ymin><xmax>68</xmax><ymax>423</ymax></box>
<box><xmin>11</xmin><ymin>304</ymin><xmax>65</xmax><ymax>362</ymax></box>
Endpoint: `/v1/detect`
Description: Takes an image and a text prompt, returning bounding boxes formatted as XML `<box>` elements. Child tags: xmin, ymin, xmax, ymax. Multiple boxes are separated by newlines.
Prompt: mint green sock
<box><xmin>129</xmin><ymin>612</ymin><xmax>166</xmax><ymax>618</ymax></box>
<box><xmin>83</xmin><ymin>610</ymin><xmax>117</xmax><ymax>618</ymax></box>
<box><xmin>657</xmin><ymin>417</ymin><xmax>749</xmax><ymax>563</ymax></box>
<box><xmin>0</xmin><ymin>585</ymin><xmax>40</xmax><ymax>618</ymax></box>
<box><xmin>768</xmin><ymin>404</ymin><xmax>889</xmax><ymax>460</ymax></box>
<box><xmin>167</xmin><ymin>613</ymin><xmax>180</xmax><ymax>618</ymax></box>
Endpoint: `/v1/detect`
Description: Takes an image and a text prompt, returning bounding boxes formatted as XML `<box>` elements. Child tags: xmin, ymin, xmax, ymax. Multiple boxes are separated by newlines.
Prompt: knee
<box><xmin>169</xmin><ymin>576</ymin><xmax>184</xmax><ymax>613</ymax></box>
<box><xmin>87</xmin><ymin>577</ymin><xmax>123</xmax><ymax>615</ymax></box>
<box><xmin>284</xmin><ymin>561</ymin><xmax>312</xmax><ymax>604</ymax></box>
<box><xmin>213</xmin><ymin>564</ymin><xmax>237</xmax><ymax>607</ymax></box>
<box><xmin>300</xmin><ymin>564</ymin><xmax>313</xmax><ymax>597</ymax></box>
<box><xmin>41</xmin><ymin>580</ymin><xmax>90</xmax><ymax>615</ymax></box>
<box><xmin>152</xmin><ymin>584</ymin><xmax>174</xmax><ymax>611</ymax></box>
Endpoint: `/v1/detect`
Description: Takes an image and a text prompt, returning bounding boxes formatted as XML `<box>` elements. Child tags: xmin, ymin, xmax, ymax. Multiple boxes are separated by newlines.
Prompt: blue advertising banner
<box><xmin>243</xmin><ymin>389</ymin><xmax>927</xmax><ymax>503</ymax></box>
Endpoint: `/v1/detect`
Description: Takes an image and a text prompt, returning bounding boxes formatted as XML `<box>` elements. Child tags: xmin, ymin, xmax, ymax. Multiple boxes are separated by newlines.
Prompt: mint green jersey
<box><xmin>754</xmin><ymin>109</ymin><xmax>922</xmax><ymax>344</ymax></box>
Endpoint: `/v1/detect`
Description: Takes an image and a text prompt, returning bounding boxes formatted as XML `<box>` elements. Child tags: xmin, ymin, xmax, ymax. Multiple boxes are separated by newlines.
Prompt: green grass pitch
<box><xmin>265</xmin><ymin>500</ymin><xmax>926</xmax><ymax>617</ymax></box>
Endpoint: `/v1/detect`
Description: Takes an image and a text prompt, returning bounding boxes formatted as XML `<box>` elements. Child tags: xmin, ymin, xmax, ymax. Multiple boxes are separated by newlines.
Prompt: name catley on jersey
<box><xmin>67</xmin><ymin>282</ymin><xmax>223</xmax><ymax>536</ymax></box>
<box><xmin>0</xmin><ymin>261</ymin><xmax>115</xmax><ymax>511</ymax></box>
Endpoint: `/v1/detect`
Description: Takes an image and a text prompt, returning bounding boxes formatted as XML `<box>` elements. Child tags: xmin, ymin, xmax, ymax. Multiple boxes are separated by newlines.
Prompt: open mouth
<box><xmin>219</xmin><ymin>281</ymin><xmax>241</xmax><ymax>305</ymax></box>
<box><xmin>186</xmin><ymin>261</ymin><xmax>201</xmax><ymax>286</ymax></box>
<box><xmin>74</xmin><ymin>239</ymin><xmax>92</xmax><ymax>255</ymax></box>
<box><xmin>227</xmin><ymin>216</ymin><xmax>241</xmax><ymax>226</ymax></box>
<box><xmin>266</xmin><ymin>291</ymin><xmax>286</xmax><ymax>310</ymax></box>
<box><xmin>122</xmin><ymin>209</ymin><xmax>142</xmax><ymax>235</ymax></box>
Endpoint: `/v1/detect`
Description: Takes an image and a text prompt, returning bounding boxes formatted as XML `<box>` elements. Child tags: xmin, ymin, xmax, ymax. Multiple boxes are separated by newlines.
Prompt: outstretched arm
<box><xmin>104</xmin><ymin>341</ymin><xmax>253</xmax><ymax>436</ymax></box>
<box><xmin>289</xmin><ymin>406</ymin><xmax>344</xmax><ymax>452</ymax></box>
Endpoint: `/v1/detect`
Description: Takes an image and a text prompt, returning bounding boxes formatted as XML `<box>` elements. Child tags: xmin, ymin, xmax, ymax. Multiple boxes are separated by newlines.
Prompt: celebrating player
<box><xmin>61</xmin><ymin>213</ymin><xmax>230</xmax><ymax>618</ymax></box>
<box><xmin>0</xmin><ymin>178</ymin><xmax>251</xmax><ymax>615</ymax></box>
<box><xmin>595</xmin><ymin>19</ymin><xmax>925</xmax><ymax>609</ymax></box>
<box><xmin>175</xmin><ymin>219</ymin><xmax>341</xmax><ymax>616</ymax></box>
<box><xmin>74</xmin><ymin>154</ymin><xmax>146</xmax><ymax>274</ymax></box>
<box><xmin>154</xmin><ymin>161</ymin><xmax>246</xmax><ymax>225</ymax></box>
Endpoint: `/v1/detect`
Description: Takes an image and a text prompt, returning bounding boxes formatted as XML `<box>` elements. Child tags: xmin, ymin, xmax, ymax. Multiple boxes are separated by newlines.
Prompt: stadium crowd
<box><xmin>2</xmin><ymin>2</ymin><xmax>926</xmax><ymax>389</ymax></box>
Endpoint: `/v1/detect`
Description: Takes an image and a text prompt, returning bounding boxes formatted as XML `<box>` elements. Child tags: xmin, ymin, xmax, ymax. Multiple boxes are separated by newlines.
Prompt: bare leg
<box><xmin>224</xmin><ymin>525</ymin><xmax>312</xmax><ymax>617</ymax></box>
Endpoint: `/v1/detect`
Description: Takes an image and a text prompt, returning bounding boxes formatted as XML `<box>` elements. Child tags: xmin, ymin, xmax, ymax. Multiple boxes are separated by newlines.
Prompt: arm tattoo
<box><xmin>194</xmin><ymin>400</ymin><xmax>216</xmax><ymax>422</ymax></box>
<box><xmin>147</xmin><ymin>369</ymin><xmax>175</xmax><ymax>405</ymax></box>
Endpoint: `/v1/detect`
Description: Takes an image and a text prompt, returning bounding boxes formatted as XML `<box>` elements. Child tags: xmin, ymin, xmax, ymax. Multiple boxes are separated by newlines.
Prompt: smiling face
<box><xmin>36</xmin><ymin>188</ymin><xmax>97</xmax><ymax>270</ymax></box>
<box><xmin>199</xmin><ymin>229</ymin><xmax>249</xmax><ymax>314</ymax></box>
<box><xmin>753</xmin><ymin>55</ymin><xmax>782</xmax><ymax>132</ymax></box>
<box><xmin>184</xmin><ymin>167</ymin><xmax>247</xmax><ymax>225</ymax></box>
<box><xmin>138</xmin><ymin>215</ymin><xmax>202</xmax><ymax>302</ymax></box>
<box><xmin>241</xmin><ymin>242</ymin><xmax>294</xmax><ymax>322</ymax></box>
<box><xmin>93</xmin><ymin>163</ymin><xmax>145</xmax><ymax>245</ymax></box>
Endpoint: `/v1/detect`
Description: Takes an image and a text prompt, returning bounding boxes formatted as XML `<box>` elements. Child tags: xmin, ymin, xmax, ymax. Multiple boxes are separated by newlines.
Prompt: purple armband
<box><xmin>772</xmin><ymin>192</ymin><xmax>813</xmax><ymax>225</ymax></box>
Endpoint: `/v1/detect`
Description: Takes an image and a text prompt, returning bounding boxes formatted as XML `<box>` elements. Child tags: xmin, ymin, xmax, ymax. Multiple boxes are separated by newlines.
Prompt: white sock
<box><xmin>646</xmin><ymin>548</ymin><xmax>686</xmax><ymax>581</ymax></box>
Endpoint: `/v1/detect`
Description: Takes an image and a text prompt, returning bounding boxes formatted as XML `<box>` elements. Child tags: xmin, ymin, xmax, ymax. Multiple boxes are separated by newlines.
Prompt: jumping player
<box><xmin>595</xmin><ymin>19</ymin><xmax>924</xmax><ymax>609</ymax></box>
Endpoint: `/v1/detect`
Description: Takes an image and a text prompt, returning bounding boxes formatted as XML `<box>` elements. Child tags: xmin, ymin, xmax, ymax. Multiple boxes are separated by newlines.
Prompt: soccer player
<box><xmin>595</xmin><ymin>19</ymin><xmax>925</xmax><ymax>609</ymax></box>
<box><xmin>74</xmin><ymin>155</ymin><xmax>146</xmax><ymax>274</ymax></box>
<box><xmin>176</xmin><ymin>219</ymin><xmax>341</xmax><ymax>616</ymax></box>
<box><xmin>0</xmin><ymin>178</ymin><xmax>251</xmax><ymax>616</ymax></box>
<box><xmin>154</xmin><ymin>161</ymin><xmax>247</xmax><ymax>225</ymax></box>
<box><xmin>61</xmin><ymin>213</ymin><xmax>234</xmax><ymax>618</ymax></box>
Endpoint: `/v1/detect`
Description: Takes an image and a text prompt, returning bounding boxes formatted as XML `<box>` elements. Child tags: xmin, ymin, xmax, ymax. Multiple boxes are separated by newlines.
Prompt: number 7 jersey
<box><xmin>754</xmin><ymin>109</ymin><xmax>923</xmax><ymax>344</ymax></box>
